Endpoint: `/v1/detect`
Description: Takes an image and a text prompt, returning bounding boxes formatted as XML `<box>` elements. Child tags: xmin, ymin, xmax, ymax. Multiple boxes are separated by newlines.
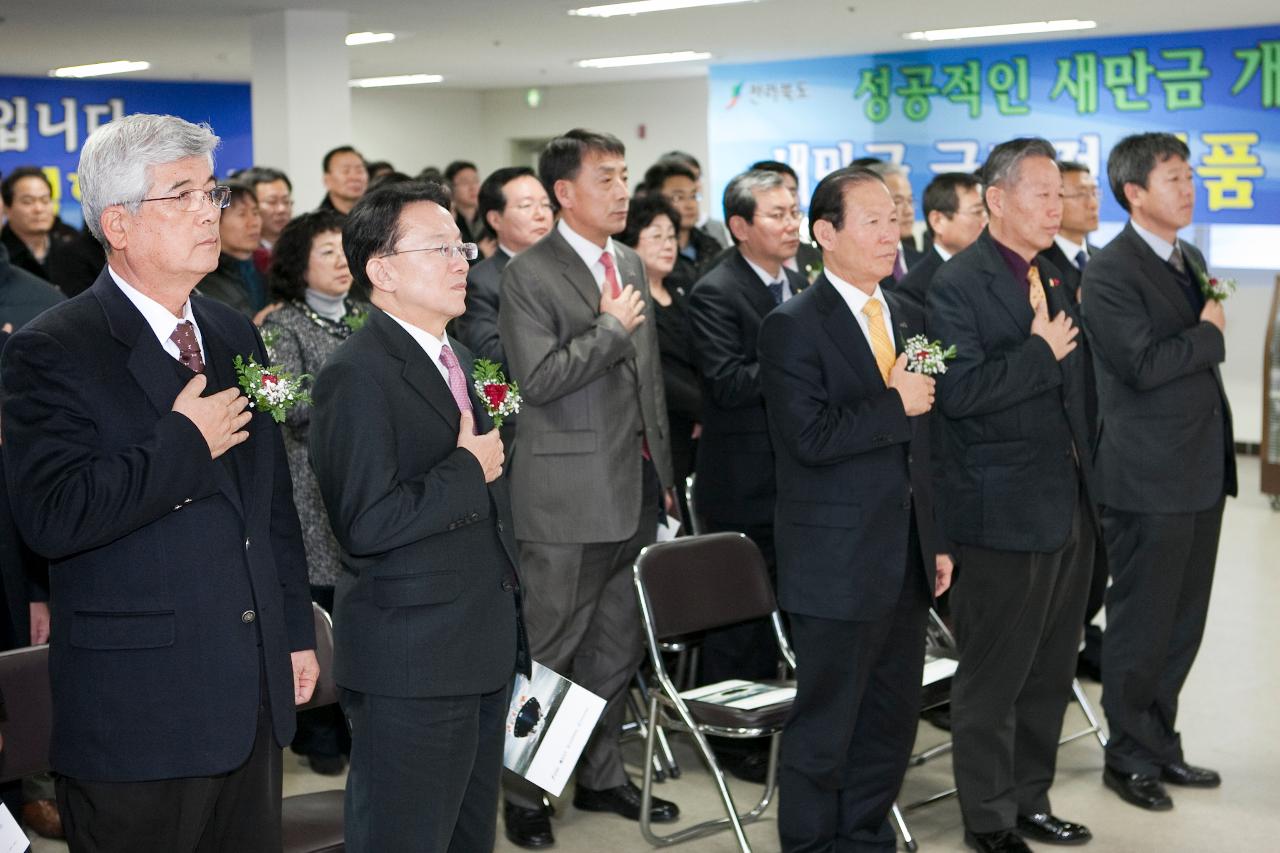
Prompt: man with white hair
<box><xmin>0</xmin><ymin>113</ymin><xmax>318</xmax><ymax>851</ymax></box>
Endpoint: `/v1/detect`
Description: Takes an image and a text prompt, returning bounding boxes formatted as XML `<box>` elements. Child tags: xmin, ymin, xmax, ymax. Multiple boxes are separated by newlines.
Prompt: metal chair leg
<box><xmin>892</xmin><ymin>801</ymin><xmax>918</xmax><ymax>852</ymax></box>
<box><xmin>1072</xmin><ymin>677</ymin><xmax>1108</xmax><ymax>748</ymax></box>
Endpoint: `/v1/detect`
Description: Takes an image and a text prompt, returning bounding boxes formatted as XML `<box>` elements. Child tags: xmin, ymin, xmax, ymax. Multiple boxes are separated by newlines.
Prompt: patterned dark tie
<box><xmin>1075</xmin><ymin>249</ymin><xmax>1089</xmax><ymax>271</ymax></box>
<box><xmin>169</xmin><ymin>321</ymin><xmax>205</xmax><ymax>374</ymax></box>
<box><xmin>767</xmin><ymin>280</ymin><xmax>784</xmax><ymax>306</ymax></box>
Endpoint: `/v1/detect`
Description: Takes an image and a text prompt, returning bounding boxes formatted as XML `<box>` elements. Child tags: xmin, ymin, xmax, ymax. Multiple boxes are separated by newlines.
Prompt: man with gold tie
<box><xmin>926</xmin><ymin>138</ymin><xmax>1100</xmax><ymax>853</ymax></box>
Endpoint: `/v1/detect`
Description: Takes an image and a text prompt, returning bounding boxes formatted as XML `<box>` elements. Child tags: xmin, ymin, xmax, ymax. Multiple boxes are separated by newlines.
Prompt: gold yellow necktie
<box><xmin>861</xmin><ymin>299</ymin><xmax>895</xmax><ymax>384</ymax></box>
<box><xmin>1027</xmin><ymin>265</ymin><xmax>1047</xmax><ymax>311</ymax></box>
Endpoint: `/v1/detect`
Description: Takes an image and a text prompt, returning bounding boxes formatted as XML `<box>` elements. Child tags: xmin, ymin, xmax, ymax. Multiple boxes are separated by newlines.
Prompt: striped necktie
<box><xmin>861</xmin><ymin>299</ymin><xmax>895</xmax><ymax>384</ymax></box>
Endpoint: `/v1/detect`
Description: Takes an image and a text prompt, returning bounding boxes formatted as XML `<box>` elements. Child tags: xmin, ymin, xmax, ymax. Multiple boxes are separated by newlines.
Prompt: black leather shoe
<box><xmin>715</xmin><ymin>749</ymin><xmax>770</xmax><ymax>784</ymax></box>
<box><xmin>573</xmin><ymin>780</ymin><xmax>679</xmax><ymax>823</ymax></box>
<box><xmin>306</xmin><ymin>752</ymin><xmax>346</xmax><ymax>776</ymax></box>
<box><xmin>1016</xmin><ymin>812</ymin><xmax>1092</xmax><ymax>845</ymax></box>
<box><xmin>1161</xmin><ymin>761</ymin><xmax>1221</xmax><ymax>788</ymax></box>
<box><xmin>1103</xmin><ymin>766</ymin><xmax>1173</xmax><ymax>811</ymax></box>
<box><xmin>964</xmin><ymin>829</ymin><xmax>1032</xmax><ymax>853</ymax></box>
<box><xmin>503</xmin><ymin>801</ymin><xmax>555</xmax><ymax>849</ymax></box>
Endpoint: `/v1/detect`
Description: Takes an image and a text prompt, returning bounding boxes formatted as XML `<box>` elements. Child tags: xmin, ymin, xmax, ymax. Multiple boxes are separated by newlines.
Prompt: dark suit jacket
<box><xmin>1039</xmin><ymin>240</ymin><xmax>1100</xmax><ymax>433</ymax></box>
<box><xmin>1080</xmin><ymin>223</ymin><xmax>1237</xmax><ymax>513</ymax></box>
<box><xmin>1</xmin><ymin>221</ymin><xmax>104</xmax><ymax>299</ymax></box>
<box><xmin>0</xmin><ymin>242</ymin><xmax>65</xmax><ymax>330</ymax></box>
<box><xmin>455</xmin><ymin>247</ymin><xmax>511</xmax><ymax>370</ymax></box>
<box><xmin>759</xmin><ymin>279</ymin><xmax>938</xmax><ymax>621</ymax></box>
<box><xmin>926</xmin><ymin>230</ymin><xmax>1097</xmax><ymax>553</ymax></box>
<box><xmin>309</xmin><ymin>307</ymin><xmax>526</xmax><ymax>697</ymax></box>
<box><xmin>0</xmin><ymin>269</ymin><xmax>314</xmax><ymax>781</ymax></box>
<box><xmin>894</xmin><ymin>245</ymin><xmax>946</xmax><ymax>310</ymax></box>
<box><xmin>687</xmin><ymin>248</ymin><xmax>807</xmax><ymax>527</ymax></box>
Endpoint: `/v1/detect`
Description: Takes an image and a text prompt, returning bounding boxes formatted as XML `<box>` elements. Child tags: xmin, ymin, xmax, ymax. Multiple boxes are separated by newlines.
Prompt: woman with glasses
<box><xmin>261</xmin><ymin>210</ymin><xmax>367</xmax><ymax>775</ymax></box>
<box><xmin>618</xmin><ymin>194</ymin><xmax>702</xmax><ymax>521</ymax></box>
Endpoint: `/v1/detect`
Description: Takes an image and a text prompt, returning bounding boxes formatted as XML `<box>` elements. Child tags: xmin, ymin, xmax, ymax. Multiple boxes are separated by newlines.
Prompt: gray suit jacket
<box><xmin>499</xmin><ymin>228</ymin><xmax>673</xmax><ymax>544</ymax></box>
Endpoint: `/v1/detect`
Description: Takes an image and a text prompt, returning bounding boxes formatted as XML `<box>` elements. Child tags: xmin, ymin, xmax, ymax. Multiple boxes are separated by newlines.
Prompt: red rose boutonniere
<box><xmin>471</xmin><ymin>359</ymin><xmax>522</xmax><ymax>427</ymax></box>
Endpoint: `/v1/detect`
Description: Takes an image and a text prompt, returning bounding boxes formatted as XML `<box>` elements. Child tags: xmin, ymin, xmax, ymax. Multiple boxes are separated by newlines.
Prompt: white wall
<box><xmin>351</xmin><ymin>77</ymin><xmax>709</xmax><ymax>191</ymax></box>
<box><xmin>350</xmin><ymin>87</ymin><xmax>489</xmax><ymax>178</ymax></box>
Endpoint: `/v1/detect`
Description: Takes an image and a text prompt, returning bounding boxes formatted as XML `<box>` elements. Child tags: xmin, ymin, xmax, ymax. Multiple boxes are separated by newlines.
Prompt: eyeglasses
<box><xmin>663</xmin><ymin>192</ymin><xmax>702</xmax><ymax>204</ymax></box>
<box><xmin>382</xmin><ymin>242</ymin><xmax>479</xmax><ymax>261</ymax></box>
<box><xmin>1062</xmin><ymin>188</ymin><xmax>1101</xmax><ymax>200</ymax></box>
<box><xmin>137</xmin><ymin>186</ymin><xmax>231</xmax><ymax>212</ymax></box>
<box><xmin>512</xmin><ymin>200</ymin><xmax>554</xmax><ymax>213</ymax></box>
<box><xmin>757</xmin><ymin>208</ymin><xmax>803</xmax><ymax>224</ymax></box>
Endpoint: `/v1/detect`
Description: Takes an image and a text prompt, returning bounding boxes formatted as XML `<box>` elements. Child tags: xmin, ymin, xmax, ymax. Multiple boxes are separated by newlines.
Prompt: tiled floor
<box><xmin>28</xmin><ymin>455</ymin><xmax>1280</xmax><ymax>851</ymax></box>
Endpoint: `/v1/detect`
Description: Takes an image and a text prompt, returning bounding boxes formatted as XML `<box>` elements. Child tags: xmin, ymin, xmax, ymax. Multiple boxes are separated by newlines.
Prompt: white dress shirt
<box><xmin>825</xmin><ymin>268</ymin><xmax>895</xmax><ymax>356</ymax></box>
<box><xmin>742</xmin><ymin>254</ymin><xmax>795</xmax><ymax>302</ymax></box>
<box><xmin>108</xmin><ymin>266</ymin><xmax>205</xmax><ymax>363</ymax></box>
<box><xmin>383</xmin><ymin>310</ymin><xmax>452</xmax><ymax>382</ymax></box>
<box><xmin>557</xmin><ymin>218</ymin><xmax>620</xmax><ymax>292</ymax></box>
<box><xmin>933</xmin><ymin>245</ymin><xmax>953</xmax><ymax>263</ymax></box>
<box><xmin>1130</xmin><ymin>219</ymin><xmax>1178</xmax><ymax>263</ymax></box>
<box><xmin>1053</xmin><ymin>233</ymin><xmax>1089</xmax><ymax>269</ymax></box>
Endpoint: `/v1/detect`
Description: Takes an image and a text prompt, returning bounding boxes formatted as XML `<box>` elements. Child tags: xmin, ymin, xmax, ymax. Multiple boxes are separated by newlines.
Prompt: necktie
<box><xmin>1075</xmin><ymin>249</ymin><xmax>1089</xmax><ymax>271</ymax></box>
<box><xmin>892</xmin><ymin>249</ymin><xmax>908</xmax><ymax>283</ymax></box>
<box><xmin>438</xmin><ymin>345</ymin><xmax>477</xmax><ymax>433</ymax></box>
<box><xmin>766</xmin><ymin>280</ymin><xmax>784</xmax><ymax>306</ymax></box>
<box><xmin>169</xmin><ymin>321</ymin><xmax>205</xmax><ymax>374</ymax></box>
<box><xmin>1027</xmin><ymin>265</ymin><xmax>1047</xmax><ymax>311</ymax></box>
<box><xmin>861</xmin><ymin>299</ymin><xmax>895</xmax><ymax>384</ymax></box>
<box><xmin>599</xmin><ymin>251</ymin><xmax>621</xmax><ymax>298</ymax></box>
<box><xmin>1168</xmin><ymin>244</ymin><xmax>1186</xmax><ymax>275</ymax></box>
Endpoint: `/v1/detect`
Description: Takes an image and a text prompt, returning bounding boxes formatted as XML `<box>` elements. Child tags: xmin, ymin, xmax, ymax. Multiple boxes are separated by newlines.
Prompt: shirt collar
<box><xmin>557</xmin><ymin>218</ymin><xmax>616</xmax><ymax>273</ymax></box>
<box><xmin>496</xmin><ymin>243</ymin><xmax>517</xmax><ymax>260</ymax></box>
<box><xmin>741</xmin><ymin>253</ymin><xmax>785</xmax><ymax>288</ymax></box>
<box><xmin>1130</xmin><ymin>219</ymin><xmax>1178</xmax><ymax>263</ymax></box>
<box><xmin>825</xmin><ymin>267</ymin><xmax>889</xmax><ymax>318</ymax></box>
<box><xmin>990</xmin><ymin>233</ymin><xmax>1033</xmax><ymax>284</ymax></box>
<box><xmin>108</xmin><ymin>265</ymin><xmax>201</xmax><ymax>346</ymax></box>
<box><xmin>382</xmin><ymin>309</ymin><xmax>450</xmax><ymax>369</ymax></box>
<box><xmin>1054</xmin><ymin>233</ymin><xmax>1087</xmax><ymax>263</ymax></box>
<box><xmin>933</xmin><ymin>244</ymin><xmax>952</xmax><ymax>263</ymax></box>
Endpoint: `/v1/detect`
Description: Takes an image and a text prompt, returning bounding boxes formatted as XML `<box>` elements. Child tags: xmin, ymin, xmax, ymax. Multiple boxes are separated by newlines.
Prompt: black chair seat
<box><xmin>282</xmin><ymin>789</ymin><xmax>345</xmax><ymax>853</ymax></box>
<box><xmin>678</xmin><ymin>681</ymin><xmax>795</xmax><ymax>731</ymax></box>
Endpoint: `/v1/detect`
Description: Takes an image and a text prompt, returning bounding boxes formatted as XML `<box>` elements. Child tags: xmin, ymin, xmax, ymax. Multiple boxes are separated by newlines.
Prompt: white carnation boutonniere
<box><xmin>233</xmin><ymin>355</ymin><xmax>311</xmax><ymax>423</ymax></box>
<box><xmin>903</xmin><ymin>335</ymin><xmax>958</xmax><ymax>375</ymax></box>
<box><xmin>1194</xmin><ymin>268</ymin><xmax>1237</xmax><ymax>302</ymax></box>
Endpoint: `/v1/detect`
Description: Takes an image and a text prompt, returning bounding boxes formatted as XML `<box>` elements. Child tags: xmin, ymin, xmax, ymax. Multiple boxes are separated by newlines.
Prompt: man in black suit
<box><xmin>867</xmin><ymin>161</ymin><xmax>923</xmax><ymax>277</ymax></box>
<box><xmin>0</xmin><ymin>113</ymin><xmax>318</xmax><ymax>851</ymax></box>
<box><xmin>1081</xmin><ymin>132</ymin><xmax>1235</xmax><ymax>811</ymax></box>
<box><xmin>759</xmin><ymin>166</ymin><xmax>951</xmax><ymax>852</ymax></box>
<box><xmin>749</xmin><ymin>159</ymin><xmax>826</xmax><ymax>279</ymax></box>
<box><xmin>1038</xmin><ymin>160</ymin><xmax>1107</xmax><ymax>682</ymax></box>
<box><xmin>309</xmin><ymin>181</ymin><xmax>527</xmax><ymax>852</ymax></box>
<box><xmin>686</xmin><ymin>168</ymin><xmax>806</xmax><ymax>782</ymax></box>
<box><xmin>927</xmin><ymin>137</ymin><xmax>1097</xmax><ymax>853</ymax></box>
<box><xmin>897</xmin><ymin>171</ymin><xmax>986</xmax><ymax>310</ymax></box>
<box><xmin>453</xmin><ymin>166</ymin><xmax>553</xmax><ymax>372</ymax></box>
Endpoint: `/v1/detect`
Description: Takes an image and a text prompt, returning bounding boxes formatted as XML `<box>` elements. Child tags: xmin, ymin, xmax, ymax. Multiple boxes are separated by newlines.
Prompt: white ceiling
<box><xmin>1</xmin><ymin>1</ymin><xmax>1277</xmax><ymax>89</ymax></box>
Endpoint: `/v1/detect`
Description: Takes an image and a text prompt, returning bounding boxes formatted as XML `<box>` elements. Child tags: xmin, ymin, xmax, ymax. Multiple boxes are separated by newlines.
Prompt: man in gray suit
<box><xmin>498</xmin><ymin>128</ymin><xmax>678</xmax><ymax>849</ymax></box>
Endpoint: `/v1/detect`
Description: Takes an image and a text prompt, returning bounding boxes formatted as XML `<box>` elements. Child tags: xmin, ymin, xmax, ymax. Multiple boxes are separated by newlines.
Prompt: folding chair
<box><xmin>0</xmin><ymin>603</ymin><xmax>346</xmax><ymax>853</ymax></box>
<box><xmin>633</xmin><ymin>532</ymin><xmax>795</xmax><ymax>851</ymax></box>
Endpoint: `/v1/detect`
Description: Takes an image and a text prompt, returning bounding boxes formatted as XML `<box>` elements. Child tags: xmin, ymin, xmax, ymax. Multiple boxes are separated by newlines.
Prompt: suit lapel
<box><xmin>456</xmin><ymin>345</ymin><xmax>495</xmax><ymax>433</ymax></box>
<box><xmin>729</xmin><ymin>251</ymin><xmax>779</xmax><ymax>320</ymax></box>
<box><xmin>191</xmin><ymin>302</ymin><xmax>249</xmax><ymax>518</ymax></box>
<box><xmin>816</xmin><ymin>276</ymin><xmax>885</xmax><ymax>391</ymax></box>
<box><xmin>549</xmin><ymin>230</ymin><xmax>604</xmax><ymax>313</ymax></box>
<box><xmin>369</xmin><ymin>309</ymin><xmax>461</xmax><ymax>433</ymax></box>
<box><xmin>978</xmin><ymin>235</ymin><xmax>1035</xmax><ymax>335</ymax></box>
<box><xmin>1123</xmin><ymin>224</ymin><xmax>1196</xmax><ymax>326</ymax></box>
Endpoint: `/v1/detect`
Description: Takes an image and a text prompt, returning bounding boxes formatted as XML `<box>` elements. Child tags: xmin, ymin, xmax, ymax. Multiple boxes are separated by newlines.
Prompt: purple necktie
<box><xmin>169</xmin><ymin>321</ymin><xmax>205</xmax><ymax>374</ymax></box>
<box><xmin>439</xmin><ymin>344</ymin><xmax>476</xmax><ymax>433</ymax></box>
<box><xmin>892</xmin><ymin>248</ymin><xmax>908</xmax><ymax>282</ymax></box>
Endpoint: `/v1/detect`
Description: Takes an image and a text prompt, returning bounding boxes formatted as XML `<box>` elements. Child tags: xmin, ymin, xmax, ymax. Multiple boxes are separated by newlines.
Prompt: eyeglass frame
<box><xmin>134</xmin><ymin>186</ymin><xmax>232</xmax><ymax>212</ymax></box>
<box><xmin>380</xmin><ymin>242</ymin><xmax>479</xmax><ymax>261</ymax></box>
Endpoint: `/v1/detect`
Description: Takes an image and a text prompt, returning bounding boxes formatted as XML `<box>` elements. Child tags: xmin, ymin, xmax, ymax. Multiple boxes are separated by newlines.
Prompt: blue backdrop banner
<box><xmin>707</xmin><ymin>25</ymin><xmax>1279</xmax><ymax>226</ymax></box>
<box><xmin>0</xmin><ymin>77</ymin><xmax>252</xmax><ymax>229</ymax></box>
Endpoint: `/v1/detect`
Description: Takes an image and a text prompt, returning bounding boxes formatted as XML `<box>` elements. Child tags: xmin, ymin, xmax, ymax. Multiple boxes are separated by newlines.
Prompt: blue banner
<box><xmin>0</xmin><ymin>77</ymin><xmax>252</xmax><ymax>229</ymax></box>
<box><xmin>707</xmin><ymin>25</ymin><xmax>1280</xmax><ymax>226</ymax></box>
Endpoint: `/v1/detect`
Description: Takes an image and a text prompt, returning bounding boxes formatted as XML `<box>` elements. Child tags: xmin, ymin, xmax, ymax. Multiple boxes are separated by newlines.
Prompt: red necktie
<box><xmin>599</xmin><ymin>251</ymin><xmax>621</xmax><ymax>298</ymax></box>
<box><xmin>169</xmin><ymin>321</ymin><xmax>205</xmax><ymax>374</ymax></box>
